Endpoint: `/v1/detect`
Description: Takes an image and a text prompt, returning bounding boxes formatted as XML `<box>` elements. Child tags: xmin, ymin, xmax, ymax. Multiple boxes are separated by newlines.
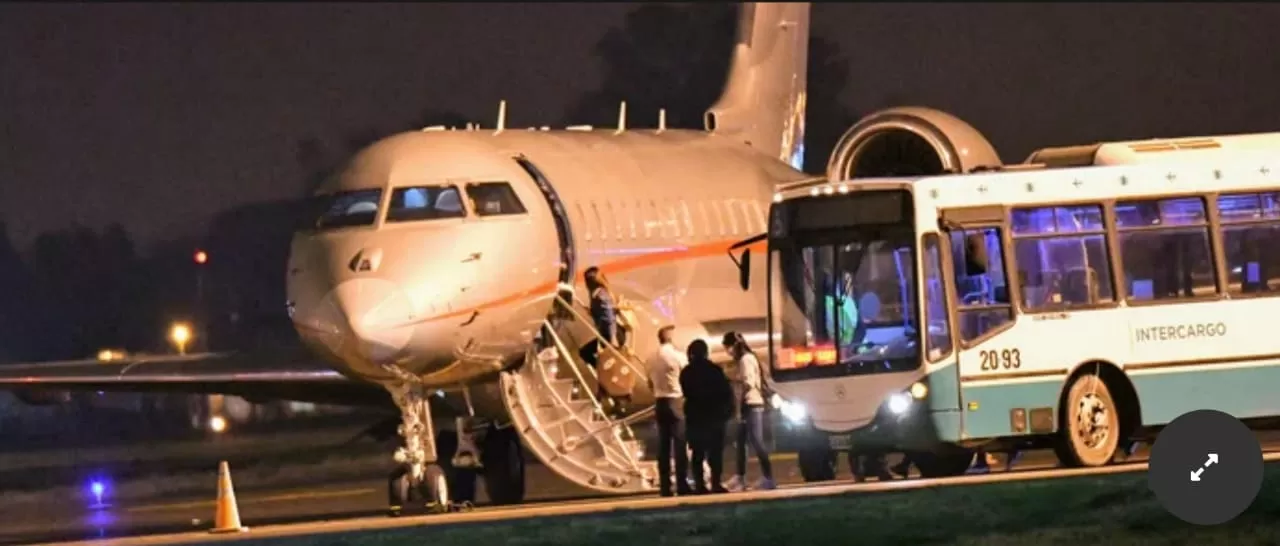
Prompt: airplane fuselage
<box><xmin>285</xmin><ymin>127</ymin><xmax>807</xmax><ymax>419</ymax></box>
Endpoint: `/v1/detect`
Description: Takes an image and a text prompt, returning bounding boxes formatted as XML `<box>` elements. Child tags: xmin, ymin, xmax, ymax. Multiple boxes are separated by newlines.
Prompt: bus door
<box><xmin>939</xmin><ymin>207</ymin><xmax>1017</xmax><ymax>435</ymax></box>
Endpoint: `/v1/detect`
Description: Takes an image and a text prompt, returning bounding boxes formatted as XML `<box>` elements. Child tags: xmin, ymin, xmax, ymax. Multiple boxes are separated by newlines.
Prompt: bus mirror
<box><xmin>964</xmin><ymin>232</ymin><xmax>988</xmax><ymax>276</ymax></box>
<box><xmin>738</xmin><ymin>248</ymin><xmax>752</xmax><ymax>291</ymax></box>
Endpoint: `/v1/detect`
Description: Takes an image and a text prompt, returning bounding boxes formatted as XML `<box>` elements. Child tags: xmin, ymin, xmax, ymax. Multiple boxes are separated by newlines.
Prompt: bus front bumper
<box><xmin>772</xmin><ymin>398</ymin><xmax>961</xmax><ymax>454</ymax></box>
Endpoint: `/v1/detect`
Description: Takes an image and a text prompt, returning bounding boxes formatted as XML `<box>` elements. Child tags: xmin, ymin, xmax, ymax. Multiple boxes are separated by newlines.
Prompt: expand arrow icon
<box><xmin>1190</xmin><ymin>453</ymin><xmax>1219</xmax><ymax>482</ymax></box>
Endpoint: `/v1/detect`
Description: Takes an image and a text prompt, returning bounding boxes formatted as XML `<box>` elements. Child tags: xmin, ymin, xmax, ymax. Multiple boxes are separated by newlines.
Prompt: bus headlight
<box><xmin>909</xmin><ymin>381</ymin><xmax>928</xmax><ymax>400</ymax></box>
<box><xmin>886</xmin><ymin>392</ymin><xmax>912</xmax><ymax>415</ymax></box>
<box><xmin>772</xmin><ymin>393</ymin><xmax>808</xmax><ymax>424</ymax></box>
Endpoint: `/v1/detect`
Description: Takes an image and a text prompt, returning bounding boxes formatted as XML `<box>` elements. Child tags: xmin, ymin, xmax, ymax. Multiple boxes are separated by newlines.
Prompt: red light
<box><xmin>194</xmin><ymin>250</ymin><xmax>208</xmax><ymax>264</ymax></box>
<box><xmin>780</xmin><ymin>344</ymin><xmax>837</xmax><ymax>370</ymax></box>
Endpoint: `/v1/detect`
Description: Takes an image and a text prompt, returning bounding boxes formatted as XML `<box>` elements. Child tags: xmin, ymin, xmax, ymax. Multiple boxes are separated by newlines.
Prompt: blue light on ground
<box><xmin>87</xmin><ymin>478</ymin><xmax>110</xmax><ymax>509</ymax></box>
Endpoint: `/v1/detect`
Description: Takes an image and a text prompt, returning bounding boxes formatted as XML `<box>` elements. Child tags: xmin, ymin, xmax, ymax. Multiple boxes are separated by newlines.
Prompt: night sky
<box><xmin>2</xmin><ymin>3</ymin><xmax>1276</xmax><ymax>246</ymax></box>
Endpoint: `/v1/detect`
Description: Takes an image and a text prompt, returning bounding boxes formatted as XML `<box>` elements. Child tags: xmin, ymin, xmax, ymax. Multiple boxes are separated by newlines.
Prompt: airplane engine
<box><xmin>826</xmin><ymin>106</ymin><xmax>1003</xmax><ymax>181</ymax></box>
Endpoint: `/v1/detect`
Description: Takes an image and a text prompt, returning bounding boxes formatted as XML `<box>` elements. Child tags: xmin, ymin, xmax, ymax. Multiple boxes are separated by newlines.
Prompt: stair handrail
<box><xmin>552</xmin><ymin>294</ymin><xmax>649</xmax><ymax>382</ymax></box>
<box><xmin>538</xmin><ymin>319</ymin><xmax>646</xmax><ymax>475</ymax></box>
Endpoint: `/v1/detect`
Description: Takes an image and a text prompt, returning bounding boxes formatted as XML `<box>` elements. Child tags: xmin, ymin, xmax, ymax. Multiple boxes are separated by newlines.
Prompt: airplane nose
<box><xmin>311</xmin><ymin>278</ymin><xmax>415</xmax><ymax>365</ymax></box>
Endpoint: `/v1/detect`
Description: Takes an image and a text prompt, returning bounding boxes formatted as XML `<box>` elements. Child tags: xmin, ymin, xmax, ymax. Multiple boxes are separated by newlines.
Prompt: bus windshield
<box><xmin>768</xmin><ymin>227</ymin><xmax>921</xmax><ymax>379</ymax></box>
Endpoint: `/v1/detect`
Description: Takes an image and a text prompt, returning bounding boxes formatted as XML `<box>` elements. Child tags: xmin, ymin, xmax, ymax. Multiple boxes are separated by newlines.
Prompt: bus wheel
<box><xmin>1056</xmin><ymin>374</ymin><xmax>1120</xmax><ymax>467</ymax></box>
<box><xmin>913</xmin><ymin>447</ymin><xmax>973</xmax><ymax>478</ymax></box>
<box><xmin>797</xmin><ymin>447</ymin><xmax>836</xmax><ymax>482</ymax></box>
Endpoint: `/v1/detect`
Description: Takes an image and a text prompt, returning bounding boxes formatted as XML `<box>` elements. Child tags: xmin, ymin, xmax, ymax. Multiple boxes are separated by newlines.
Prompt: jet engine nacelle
<box><xmin>826</xmin><ymin>106</ymin><xmax>1003</xmax><ymax>181</ymax></box>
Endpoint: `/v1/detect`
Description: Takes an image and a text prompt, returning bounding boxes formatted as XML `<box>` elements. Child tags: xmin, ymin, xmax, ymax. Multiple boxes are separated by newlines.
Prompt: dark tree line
<box><xmin>565</xmin><ymin>3</ymin><xmax>858</xmax><ymax>174</ymax></box>
<box><xmin>0</xmin><ymin>4</ymin><xmax>860</xmax><ymax>364</ymax></box>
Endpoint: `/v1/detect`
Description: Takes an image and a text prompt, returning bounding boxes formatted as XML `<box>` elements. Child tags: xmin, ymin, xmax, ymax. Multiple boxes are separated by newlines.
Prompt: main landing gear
<box><xmin>384</xmin><ymin>380</ymin><xmax>527</xmax><ymax>517</ymax></box>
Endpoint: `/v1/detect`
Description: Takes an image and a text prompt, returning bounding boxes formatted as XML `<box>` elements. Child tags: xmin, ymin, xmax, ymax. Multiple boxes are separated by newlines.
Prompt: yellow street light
<box><xmin>169</xmin><ymin>322</ymin><xmax>193</xmax><ymax>355</ymax></box>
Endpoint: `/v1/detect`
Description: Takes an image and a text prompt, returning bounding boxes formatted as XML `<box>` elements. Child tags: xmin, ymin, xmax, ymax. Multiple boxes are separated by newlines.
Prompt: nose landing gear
<box><xmin>384</xmin><ymin>377</ymin><xmax>464</xmax><ymax>516</ymax></box>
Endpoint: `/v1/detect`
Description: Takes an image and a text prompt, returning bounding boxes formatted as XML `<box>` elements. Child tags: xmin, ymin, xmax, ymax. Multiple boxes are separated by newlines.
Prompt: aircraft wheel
<box><xmin>387</xmin><ymin>470</ymin><xmax>411</xmax><ymax>517</ymax></box>
<box><xmin>435</xmin><ymin>430</ymin><xmax>477</xmax><ymax>504</ymax></box>
<box><xmin>1055</xmin><ymin>373</ymin><xmax>1120</xmax><ymax>467</ymax></box>
<box><xmin>481</xmin><ymin>425</ymin><xmax>526</xmax><ymax>505</ymax></box>
<box><xmin>797</xmin><ymin>446</ymin><xmax>837</xmax><ymax>482</ymax></box>
<box><xmin>420</xmin><ymin>464</ymin><xmax>450</xmax><ymax>513</ymax></box>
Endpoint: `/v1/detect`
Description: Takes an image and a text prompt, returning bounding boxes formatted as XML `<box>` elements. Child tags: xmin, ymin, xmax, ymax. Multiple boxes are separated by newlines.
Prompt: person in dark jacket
<box><xmin>577</xmin><ymin>266</ymin><xmax>620</xmax><ymax>410</ymax></box>
<box><xmin>679</xmin><ymin>339</ymin><xmax>733</xmax><ymax>494</ymax></box>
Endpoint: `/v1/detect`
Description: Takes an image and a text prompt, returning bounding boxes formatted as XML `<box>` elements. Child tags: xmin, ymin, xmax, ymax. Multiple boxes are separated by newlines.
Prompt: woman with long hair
<box><xmin>720</xmin><ymin>331</ymin><xmax>776</xmax><ymax>491</ymax></box>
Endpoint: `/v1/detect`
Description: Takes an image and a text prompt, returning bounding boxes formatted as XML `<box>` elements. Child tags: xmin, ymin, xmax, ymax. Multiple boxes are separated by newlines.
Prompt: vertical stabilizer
<box><xmin>704</xmin><ymin>3</ymin><xmax>810</xmax><ymax>170</ymax></box>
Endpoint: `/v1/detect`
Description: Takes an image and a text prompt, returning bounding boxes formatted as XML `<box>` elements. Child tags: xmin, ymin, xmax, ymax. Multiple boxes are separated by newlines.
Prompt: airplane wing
<box><xmin>0</xmin><ymin>345</ymin><xmax>390</xmax><ymax>407</ymax></box>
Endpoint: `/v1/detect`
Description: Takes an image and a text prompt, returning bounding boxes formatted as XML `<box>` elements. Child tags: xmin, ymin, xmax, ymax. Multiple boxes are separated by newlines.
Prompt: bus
<box><xmin>735</xmin><ymin>133</ymin><xmax>1280</xmax><ymax>481</ymax></box>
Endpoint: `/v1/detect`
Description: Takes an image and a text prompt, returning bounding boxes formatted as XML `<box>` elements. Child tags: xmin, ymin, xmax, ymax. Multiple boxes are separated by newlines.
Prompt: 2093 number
<box><xmin>979</xmin><ymin>349</ymin><xmax>1021</xmax><ymax>371</ymax></box>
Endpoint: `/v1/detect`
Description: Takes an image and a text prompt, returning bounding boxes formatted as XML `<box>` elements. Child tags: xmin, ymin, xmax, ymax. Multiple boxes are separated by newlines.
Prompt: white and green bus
<box><xmin>736</xmin><ymin>132</ymin><xmax>1280</xmax><ymax>481</ymax></box>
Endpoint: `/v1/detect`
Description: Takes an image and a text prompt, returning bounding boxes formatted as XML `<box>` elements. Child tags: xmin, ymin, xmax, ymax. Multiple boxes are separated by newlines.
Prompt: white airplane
<box><xmin>0</xmin><ymin>3</ymin><xmax>816</xmax><ymax>512</ymax></box>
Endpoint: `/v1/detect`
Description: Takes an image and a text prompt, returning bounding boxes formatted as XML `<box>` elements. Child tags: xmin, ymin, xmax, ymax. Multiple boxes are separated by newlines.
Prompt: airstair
<box><xmin>499</xmin><ymin>294</ymin><xmax>658</xmax><ymax>495</ymax></box>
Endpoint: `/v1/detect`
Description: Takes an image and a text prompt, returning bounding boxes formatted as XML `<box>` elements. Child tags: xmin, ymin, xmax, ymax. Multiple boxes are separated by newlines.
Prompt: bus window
<box><xmin>1010</xmin><ymin>204</ymin><xmax>1113</xmax><ymax>310</ymax></box>
<box><xmin>921</xmin><ymin>233</ymin><xmax>953</xmax><ymax>361</ymax></box>
<box><xmin>1115</xmin><ymin>197</ymin><xmax>1216</xmax><ymax>301</ymax></box>
<box><xmin>1218</xmin><ymin>192</ymin><xmax>1280</xmax><ymax>295</ymax></box>
<box><xmin>949</xmin><ymin>226</ymin><xmax>1013</xmax><ymax>343</ymax></box>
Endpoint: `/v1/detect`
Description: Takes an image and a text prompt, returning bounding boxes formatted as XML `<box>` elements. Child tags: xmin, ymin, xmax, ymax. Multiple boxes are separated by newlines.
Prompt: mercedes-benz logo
<box><xmin>834</xmin><ymin>384</ymin><xmax>846</xmax><ymax>399</ymax></box>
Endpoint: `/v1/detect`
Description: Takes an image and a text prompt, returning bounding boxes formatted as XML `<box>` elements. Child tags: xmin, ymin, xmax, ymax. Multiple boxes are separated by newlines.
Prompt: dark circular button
<box><xmin>1147</xmin><ymin>409</ymin><xmax>1263</xmax><ymax>525</ymax></box>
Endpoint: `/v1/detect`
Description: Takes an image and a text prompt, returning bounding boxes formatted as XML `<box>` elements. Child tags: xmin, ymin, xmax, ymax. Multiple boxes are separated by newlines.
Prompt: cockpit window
<box><xmin>386</xmin><ymin>185</ymin><xmax>467</xmax><ymax>223</ymax></box>
<box><xmin>465</xmin><ymin>182</ymin><xmax>527</xmax><ymax>217</ymax></box>
<box><xmin>313</xmin><ymin>189</ymin><xmax>383</xmax><ymax>230</ymax></box>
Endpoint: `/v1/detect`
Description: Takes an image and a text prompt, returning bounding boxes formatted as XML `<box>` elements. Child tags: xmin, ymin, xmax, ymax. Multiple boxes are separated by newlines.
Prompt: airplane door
<box><xmin>513</xmin><ymin>156</ymin><xmax>575</xmax><ymax>287</ymax></box>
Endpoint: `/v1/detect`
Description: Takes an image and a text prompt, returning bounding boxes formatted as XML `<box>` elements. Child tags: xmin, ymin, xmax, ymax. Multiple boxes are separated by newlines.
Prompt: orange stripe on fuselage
<box><xmin>418</xmin><ymin>237</ymin><xmax>768</xmax><ymax>326</ymax></box>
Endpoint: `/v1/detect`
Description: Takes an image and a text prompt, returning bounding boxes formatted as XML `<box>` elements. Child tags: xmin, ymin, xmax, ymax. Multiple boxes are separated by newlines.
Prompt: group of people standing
<box><xmin>647</xmin><ymin>327</ymin><xmax>776</xmax><ymax>496</ymax></box>
<box><xmin>575</xmin><ymin>266</ymin><xmax>773</xmax><ymax>496</ymax></box>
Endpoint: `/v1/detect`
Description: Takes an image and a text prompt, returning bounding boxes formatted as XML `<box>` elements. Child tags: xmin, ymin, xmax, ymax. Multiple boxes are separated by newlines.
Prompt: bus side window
<box><xmin>1010</xmin><ymin>204</ymin><xmax>1114</xmax><ymax>310</ymax></box>
<box><xmin>949</xmin><ymin>226</ymin><xmax>1013</xmax><ymax>343</ymax></box>
<box><xmin>922</xmin><ymin>233</ymin><xmax>953</xmax><ymax>361</ymax></box>
<box><xmin>1116</xmin><ymin>196</ymin><xmax>1215</xmax><ymax>301</ymax></box>
<box><xmin>1217</xmin><ymin>192</ymin><xmax>1280</xmax><ymax>295</ymax></box>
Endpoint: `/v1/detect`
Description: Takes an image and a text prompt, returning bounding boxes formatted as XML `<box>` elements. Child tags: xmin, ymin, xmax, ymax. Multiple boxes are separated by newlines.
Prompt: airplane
<box><xmin>0</xmin><ymin>2</ymin><xmax>817</xmax><ymax>513</ymax></box>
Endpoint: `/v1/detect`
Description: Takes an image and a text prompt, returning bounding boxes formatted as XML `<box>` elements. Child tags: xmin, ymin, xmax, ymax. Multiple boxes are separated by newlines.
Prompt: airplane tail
<box><xmin>704</xmin><ymin>2</ymin><xmax>811</xmax><ymax>170</ymax></box>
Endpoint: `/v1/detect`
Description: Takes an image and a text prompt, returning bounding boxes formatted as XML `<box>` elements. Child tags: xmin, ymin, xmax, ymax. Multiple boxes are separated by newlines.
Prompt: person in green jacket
<box><xmin>823</xmin><ymin>273</ymin><xmax>864</xmax><ymax>350</ymax></box>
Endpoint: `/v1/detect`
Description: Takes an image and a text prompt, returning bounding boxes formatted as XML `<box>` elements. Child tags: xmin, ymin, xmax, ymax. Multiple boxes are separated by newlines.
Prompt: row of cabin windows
<box><xmin>941</xmin><ymin>191</ymin><xmax>1280</xmax><ymax>344</ymax></box>
<box><xmin>314</xmin><ymin>182</ymin><xmax>767</xmax><ymax>243</ymax></box>
<box><xmin>315</xmin><ymin>182</ymin><xmax>528</xmax><ymax>230</ymax></box>
<box><xmin>573</xmin><ymin>198</ymin><xmax>766</xmax><ymax>243</ymax></box>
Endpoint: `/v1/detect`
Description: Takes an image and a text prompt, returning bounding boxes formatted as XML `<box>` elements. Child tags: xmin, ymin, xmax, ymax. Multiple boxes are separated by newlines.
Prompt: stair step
<box><xmin>499</xmin><ymin>326</ymin><xmax>658</xmax><ymax>497</ymax></box>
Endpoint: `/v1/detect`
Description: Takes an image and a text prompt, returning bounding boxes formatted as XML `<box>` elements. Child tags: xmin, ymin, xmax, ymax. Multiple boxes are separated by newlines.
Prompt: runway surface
<box><xmin>32</xmin><ymin>449</ymin><xmax>1280</xmax><ymax>546</ymax></box>
<box><xmin>14</xmin><ymin>430</ymin><xmax>1280</xmax><ymax>546</ymax></box>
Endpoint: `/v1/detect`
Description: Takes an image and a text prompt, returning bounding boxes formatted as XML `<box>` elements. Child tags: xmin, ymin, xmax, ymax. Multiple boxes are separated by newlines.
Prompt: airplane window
<box><xmin>680</xmin><ymin>201</ymin><xmax>694</xmax><ymax>239</ymax></box>
<box><xmin>698</xmin><ymin>200</ymin><xmax>712</xmax><ymax>240</ymax></box>
<box><xmin>314</xmin><ymin>189</ymin><xmax>383</xmax><ymax>230</ymax></box>
<box><xmin>739</xmin><ymin>200</ymin><xmax>755</xmax><ymax>233</ymax></box>
<box><xmin>726</xmin><ymin>199</ymin><xmax>741</xmax><ymax>235</ymax></box>
<box><xmin>605</xmin><ymin>201</ymin><xmax>621</xmax><ymax>241</ymax></box>
<box><xmin>465</xmin><ymin>182</ymin><xmax>528</xmax><ymax>217</ymax></box>
<box><xmin>628</xmin><ymin>201</ymin><xmax>638</xmax><ymax>239</ymax></box>
<box><xmin>712</xmin><ymin>200</ymin><xmax>727</xmax><ymax>237</ymax></box>
<box><xmin>750</xmin><ymin>200</ymin><xmax>765</xmax><ymax>232</ymax></box>
<box><xmin>664</xmin><ymin>199</ymin><xmax>680</xmax><ymax>237</ymax></box>
<box><xmin>647</xmin><ymin>201</ymin><xmax>660</xmax><ymax>238</ymax></box>
<box><xmin>386</xmin><ymin>185</ymin><xmax>466</xmax><ymax>223</ymax></box>
<box><xmin>591</xmin><ymin>201</ymin><xmax>607</xmax><ymax>240</ymax></box>
<box><xmin>575</xmin><ymin>202</ymin><xmax>592</xmax><ymax>241</ymax></box>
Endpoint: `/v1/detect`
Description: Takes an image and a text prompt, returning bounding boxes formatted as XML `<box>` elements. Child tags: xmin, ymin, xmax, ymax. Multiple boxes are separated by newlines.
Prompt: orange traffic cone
<box><xmin>210</xmin><ymin>461</ymin><xmax>249</xmax><ymax>534</ymax></box>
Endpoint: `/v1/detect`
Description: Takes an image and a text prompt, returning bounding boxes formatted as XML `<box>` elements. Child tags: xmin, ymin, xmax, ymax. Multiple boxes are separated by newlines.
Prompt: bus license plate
<box><xmin>829</xmin><ymin>434</ymin><xmax>852</xmax><ymax>451</ymax></box>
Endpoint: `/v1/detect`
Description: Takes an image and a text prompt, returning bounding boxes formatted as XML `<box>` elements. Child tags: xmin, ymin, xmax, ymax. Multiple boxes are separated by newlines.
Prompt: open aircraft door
<box><xmin>514</xmin><ymin>155</ymin><xmax>576</xmax><ymax>291</ymax></box>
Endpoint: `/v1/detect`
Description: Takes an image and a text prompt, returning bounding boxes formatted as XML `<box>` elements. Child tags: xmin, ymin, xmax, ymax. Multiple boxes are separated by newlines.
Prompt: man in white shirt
<box><xmin>648</xmin><ymin>325</ymin><xmax>690</xmax><ymax>496</ymax></box>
